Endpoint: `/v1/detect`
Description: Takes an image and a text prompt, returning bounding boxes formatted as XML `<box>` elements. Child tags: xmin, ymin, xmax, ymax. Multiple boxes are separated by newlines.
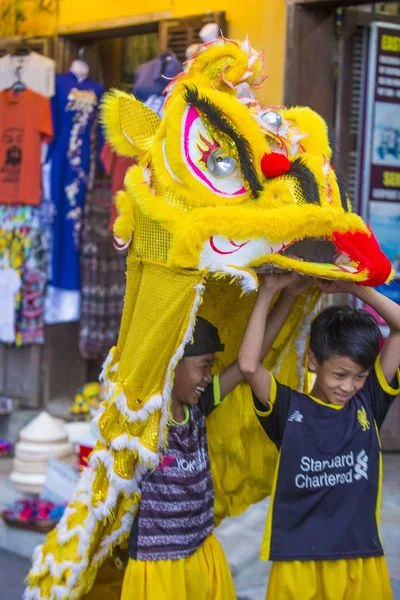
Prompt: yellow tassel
<box><xmin>113</xmin><ymin>190</ymin><xmax>136</xmax><ymax>243</ymax></box>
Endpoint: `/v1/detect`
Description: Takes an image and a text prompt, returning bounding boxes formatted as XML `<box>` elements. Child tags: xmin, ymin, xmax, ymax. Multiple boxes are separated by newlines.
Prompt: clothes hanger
<box><xmin>7</xmin><ymin>65</ymin><xmax>26</xmax><ymax>94</ymax></box>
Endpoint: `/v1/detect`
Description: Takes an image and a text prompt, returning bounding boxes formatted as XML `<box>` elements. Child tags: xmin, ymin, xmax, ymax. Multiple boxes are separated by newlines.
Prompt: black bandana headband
<box><xmin>183</xmin><ymin>317</ymin><xmax>225</xmax><ymax>357</ymax></box>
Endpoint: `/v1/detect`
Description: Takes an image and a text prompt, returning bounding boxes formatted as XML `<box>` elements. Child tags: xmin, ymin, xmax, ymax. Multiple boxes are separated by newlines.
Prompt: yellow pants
<box><xmin>266</xmin><ymin>556</ymin><xmax>393</xmax><ymax>600</ymax></box>
<box><xmin>121</xmin><ymin>533</ymin><xmax>236</xmax><ymax>600</ymax></box>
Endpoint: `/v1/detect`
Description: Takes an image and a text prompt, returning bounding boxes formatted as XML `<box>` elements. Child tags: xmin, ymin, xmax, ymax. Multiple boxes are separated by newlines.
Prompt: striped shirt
<box><xmin>129</xmin><ymin>378</ymin><xmax>221</xmax><ymax>561</ymax></box>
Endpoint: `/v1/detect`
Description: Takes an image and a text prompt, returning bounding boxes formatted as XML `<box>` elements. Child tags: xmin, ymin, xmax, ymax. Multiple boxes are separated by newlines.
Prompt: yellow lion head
<box><xmin>102</xmin><ymin>37</ymin><xmax>391</xmax><ymax>290</ymax></box>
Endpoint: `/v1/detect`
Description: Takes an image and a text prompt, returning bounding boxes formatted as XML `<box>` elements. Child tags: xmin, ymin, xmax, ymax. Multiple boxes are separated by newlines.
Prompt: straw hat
<box><xmin>15</xmin><ymin>441</ymin><xmax>74</xmax><ymax>462</ymax></box>
<box><xmin>19</xmin><ymin>412</ymin><xmax>69</xmax><ymax>444</ymax></box>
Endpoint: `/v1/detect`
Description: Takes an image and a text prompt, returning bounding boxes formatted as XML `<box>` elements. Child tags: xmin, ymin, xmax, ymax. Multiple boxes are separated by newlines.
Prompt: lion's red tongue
<box><xmin>332</xmin><ymin>227</ymin><xmax>392</xmax><ymax>287</ymax></box>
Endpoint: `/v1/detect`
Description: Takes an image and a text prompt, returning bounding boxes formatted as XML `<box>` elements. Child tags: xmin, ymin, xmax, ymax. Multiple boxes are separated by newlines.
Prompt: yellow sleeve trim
<box><xmin>375</xmin><ymin>355</ymin><xmax>400</xmax><ymax>396</ymax></box>
<box><xmin>253</xmin><ymin>374</ymin><xmax>277</xmax><ymax>417</ymax></box>
<box><xmin>213</xmin><ymin>375</ymin><xmax>222</xmax><ymax>406</ymax></box>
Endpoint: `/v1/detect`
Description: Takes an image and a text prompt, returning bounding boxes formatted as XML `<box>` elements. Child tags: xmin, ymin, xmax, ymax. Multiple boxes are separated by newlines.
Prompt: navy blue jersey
<box><xmin>254</xmin><ymin>358</ymin><xmax>400</xmax><ymax>562</ymax></box>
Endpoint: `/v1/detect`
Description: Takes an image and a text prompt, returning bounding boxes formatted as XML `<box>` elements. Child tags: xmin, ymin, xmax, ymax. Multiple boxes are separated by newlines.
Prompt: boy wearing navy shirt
<box><xmin>238</xmin><ymin>275</ymin><xmax>400</xmax><ymax>600</ymax></box>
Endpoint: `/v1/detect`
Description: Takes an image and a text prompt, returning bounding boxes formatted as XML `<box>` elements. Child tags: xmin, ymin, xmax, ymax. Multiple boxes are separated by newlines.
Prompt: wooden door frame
<box><xmin>285</xmin><ymin>0</ymin><xmax>400</xmax><ymax>450</ymax></box>
<box><xmin>284</xmin><ymin>0</ymin><xmax>400</xmax><ymax>126</ymax></box>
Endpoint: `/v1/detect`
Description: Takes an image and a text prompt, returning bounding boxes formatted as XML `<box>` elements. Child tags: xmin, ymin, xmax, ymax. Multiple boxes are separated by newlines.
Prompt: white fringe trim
<box><xmin>115</xmin><ymin>391</ymin><xmax>163</xmax><ymax>422</ymax></box>
<box><xmin>104</xmin><ymin>381</ymin><xmax>117</xmax><ymax>401</ymax></box>
<box><xmin>28</xmin><ymin>545</ymin><xmax>46</xmax><ymax>577</ymax></box>
<box><xmin>92</xmin><ymin>507</ymin><xmax>136</xmax><ymax>563</ymax></box>
<box><xmin>159</xmin><ymin>283</ymin><xmax>205</xmax><ymax>450</ymax></box>
<box><xmin>99</xmin><ymin>346</ymin><xmax>117</xmax><ymax>382</ymax></box>
<box><xmin>23</xmin><ymin>588</ymin><xmax>46</xmax><ymax>600</ymax></box>
<box><xmin>111</xmin><ymin>433</ymin><xmax>159</xmax><ymax>466</ymax></box>
<box><xmin>208</xmin><ymin>263</ymin><xmax>258</xmax><ymax>293</ymax></box>
<box><xmin>90</xmin><ymin>403</ymin><xmax>108</xmax><ymax>445</ymax></box>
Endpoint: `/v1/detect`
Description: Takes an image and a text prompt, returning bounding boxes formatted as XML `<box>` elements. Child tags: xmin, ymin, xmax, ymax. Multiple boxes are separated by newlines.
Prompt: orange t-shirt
<box><xmin>0</xmin><ymin>89</ymin><xmax>53</xmax><ymax>205</ymax></box>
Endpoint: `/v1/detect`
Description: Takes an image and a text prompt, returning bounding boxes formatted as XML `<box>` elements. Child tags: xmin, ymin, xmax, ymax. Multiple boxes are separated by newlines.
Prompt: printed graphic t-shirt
<box><xmin>0</xmin><ymin>89</ymin><xmax>53</xmax><ymax>205</ymax></box>
<box><xmin>254</xmin><ymin>357</ymin><xmax>400</xmax><ymax>562</ymax></box>
<box><xmin>129</xmin><ymin>377</ymin><xmax>223</xmax><ymax>561</ymax></box>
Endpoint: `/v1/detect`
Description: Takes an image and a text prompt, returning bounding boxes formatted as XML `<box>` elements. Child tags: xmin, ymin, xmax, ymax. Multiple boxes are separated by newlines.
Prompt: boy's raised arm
<box><xmin>237</xmin><ymin>274</ymin><xmax>297</xmax><ymax>406</ymax></box>
<box><xmin>219</xmin><ymin>274</ymin><xmax>310</xmax><ymax>400</ymax></box>
<box><xmin>354</xmin><ymin>287</ymin><xmax>400</xmax><ymax>383</ymax></box>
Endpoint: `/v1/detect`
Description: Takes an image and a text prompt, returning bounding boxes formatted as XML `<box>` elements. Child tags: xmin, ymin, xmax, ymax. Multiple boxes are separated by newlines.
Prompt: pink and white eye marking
<box><xmin>182</xmin><ymin>106</ymin><xmax>246</xmax><ymax>197</ymax></box>
<box><xmin>199</xmin><ymin>235</ymin><xmax>284</xmax><ymax>269</ymax></box>
<box><xmin>209</xmin><ymin>237</ymin><xmax>249</xmax><ymax>254</ymax></box>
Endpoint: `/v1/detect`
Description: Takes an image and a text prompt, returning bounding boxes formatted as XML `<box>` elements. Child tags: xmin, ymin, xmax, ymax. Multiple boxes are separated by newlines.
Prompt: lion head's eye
<box><xmin>207</xmin><ymin>149</ymin><xmax>237</xmax><ymax>178</ymax></box>
<box><xmin>182</xmin><ymin>106</ymin><xmax>246</xmax><ymax>198</ymax></box>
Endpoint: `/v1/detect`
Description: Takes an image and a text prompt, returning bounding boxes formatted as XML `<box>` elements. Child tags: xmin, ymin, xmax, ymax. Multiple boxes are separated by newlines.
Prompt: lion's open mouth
<box><xmin>280</xmin><ymin>238</ymin><xmax>339</xmax><ymax>265</ymax></box>
<box><xmin>252</xmin><ymin>237</ymin><xmax>359</xmax><ymax>277</ymax></box>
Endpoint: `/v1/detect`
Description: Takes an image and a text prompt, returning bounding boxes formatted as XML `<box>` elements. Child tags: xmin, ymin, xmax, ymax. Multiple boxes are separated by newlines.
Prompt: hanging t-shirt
<box><xmin>254</xmin><ymin>359</ymin><xmax>400</xmax><ymax>562</ymax></box>
<box><xmin>0</xmin><ymin>89</ymin><xmax>53</xmax><ymax>205</ymax></box>
<box><xmin>46</xmin><ymin>72</ymin><xmax>104</xmax><ymax>294</ymax></box>
<box><xmin>0</xmin><ymin>267</ymin><xmax>22</xmax><ymax>343</ymax></box>
<box><xmin>0</xmin><ymin>52</ymin><xmax>56</xmax><ymax>98</ymax></box>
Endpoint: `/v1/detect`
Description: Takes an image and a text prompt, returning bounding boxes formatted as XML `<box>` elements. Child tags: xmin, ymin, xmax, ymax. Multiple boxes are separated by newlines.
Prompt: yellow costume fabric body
<box><xmin>25</xmin><ymin>37</ymin><xmax>392</xmax><ymax>600</ymax></box>
<box><xmin>121</xmin><ymin>534</ymin><xmax>235</xmax><ymax>600</ymax></box>
<box><xmin>265</xmin><ymin>557</ymin><xmax>393</xmax><ymax>600</ymax></box>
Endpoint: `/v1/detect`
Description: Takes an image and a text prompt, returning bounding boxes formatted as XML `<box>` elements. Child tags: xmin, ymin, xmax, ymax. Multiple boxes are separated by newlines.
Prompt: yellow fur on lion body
<box><xmin>26</xmin><ymin>38</ymin><xmax>386</xmax><ymax>600</ymax></box>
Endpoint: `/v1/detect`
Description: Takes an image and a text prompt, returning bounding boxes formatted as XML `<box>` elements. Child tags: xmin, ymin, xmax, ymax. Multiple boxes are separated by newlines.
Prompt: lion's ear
<box><xmin>282</xmin><ymin>106</ymin><xmax>331</xmax><ymax>160</ymax></box>
<box><xmin>101</xmin><ymin>89</ymin><xmax>161</xmax><ymax>156</ymax></box>
<box><xmin>169</xmin><ymin>38</ymin><xmax>265</xmax><ymax>98</ymax></box>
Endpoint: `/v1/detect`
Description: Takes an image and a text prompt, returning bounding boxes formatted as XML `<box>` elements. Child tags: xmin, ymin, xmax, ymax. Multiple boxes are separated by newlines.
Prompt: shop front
<box><xmin>0</xmin><ymin>0</ymin><xmax>399</xmax><ymax>449</ymax></box>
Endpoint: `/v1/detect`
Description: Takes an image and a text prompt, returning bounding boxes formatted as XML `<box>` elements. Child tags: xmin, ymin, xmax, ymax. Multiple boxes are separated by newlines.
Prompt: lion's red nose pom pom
<box><xmin>261</xmin><ymin>152</ymin><xmax>291</xmax><ymax>178</ymax></box>
<box><xmin>333</xmin><ymin>227</ymin><xmax>393</xmax><ymax>287</ymax></box>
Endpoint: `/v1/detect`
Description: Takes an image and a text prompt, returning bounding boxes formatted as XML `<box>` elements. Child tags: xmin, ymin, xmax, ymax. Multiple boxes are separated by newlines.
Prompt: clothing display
<box><xmin>0</xmin><ymin>207</ymin><xmax>47</xmax><ymax>345</ymax></box>
<box><xmin>133</xmin><ymin>53</ymin><xmax>183</xmax><ymax>117</ymax></box>
<box><xmin>0</xmin><ymin>89</ymin><xmax>53</xmax><ymax>205</ymax></box>
<box><xmin>0</xmin><ymin>267</ymin><xmax>21</xmax><ymax>343</ymax></box>
<box><xmin>20</xmin><ymin>228</ymin><xmax>47</xmax><ymax>344</ymax></box>
<box><xmin>47</xmin><ymin>71</ymin><xmax>104</xmax><ymax>293</ymax></box>
<box><xmin>0</xmin><ymin>51</ymin><xmax>56</xmax><ymax>98</ymax></box>
<box><xmin>133</xmin><ymin>53</ymin><xmax>183</xmax><ymax>103</ymax></box>
<box><xmin>79</xmin><ymin>175</ymin><xmax>125</xmax><ymax>358</ymax></box>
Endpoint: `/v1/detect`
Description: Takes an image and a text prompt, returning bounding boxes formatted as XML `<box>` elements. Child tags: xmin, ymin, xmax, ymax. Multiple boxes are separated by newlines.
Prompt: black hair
<box><xmin>310</xmin><ymin>305</ymin><xmax>381</xmax><ymax>371</ymax></box>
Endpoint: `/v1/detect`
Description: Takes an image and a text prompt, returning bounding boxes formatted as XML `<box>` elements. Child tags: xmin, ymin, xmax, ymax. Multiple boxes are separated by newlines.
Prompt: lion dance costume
<box><xmin>25</xmin><ymin>37</ymin><xmax>391</xmax><ymax>600</ymax></box>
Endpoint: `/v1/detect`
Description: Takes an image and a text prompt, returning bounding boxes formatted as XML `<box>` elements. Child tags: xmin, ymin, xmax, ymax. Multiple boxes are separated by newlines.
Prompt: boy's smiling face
<box><xmin>172</xmin><ymin>353</ymin><xmax>215</xmax><ymax>407</ymax></box>
<box><xmin>309</xmin><ymin>353</ymin><xmax>370</xmax><ymax>406</ymax></box>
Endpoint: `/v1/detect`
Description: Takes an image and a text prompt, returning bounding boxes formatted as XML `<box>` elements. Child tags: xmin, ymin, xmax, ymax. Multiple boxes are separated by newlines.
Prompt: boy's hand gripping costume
<box><xmin>25</xmin><ymin>38</ymin><xmax>391</xmax><ymax>600</ymax></box>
